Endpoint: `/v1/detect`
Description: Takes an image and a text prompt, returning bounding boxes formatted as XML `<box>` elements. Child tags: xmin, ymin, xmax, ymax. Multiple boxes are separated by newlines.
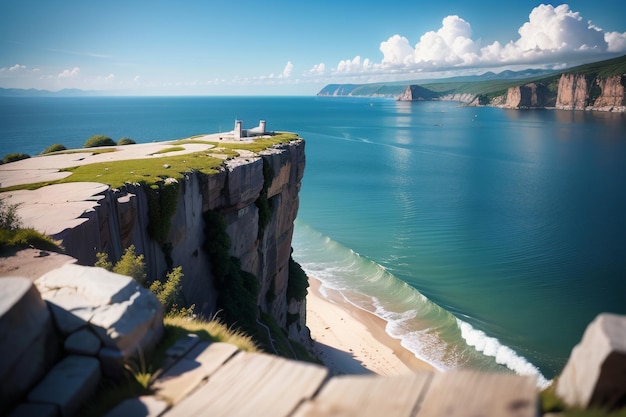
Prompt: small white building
<box><xmin>233</xmin><ymin>119</ymin><xmax>268</xmax><ymax>140</ymax></box>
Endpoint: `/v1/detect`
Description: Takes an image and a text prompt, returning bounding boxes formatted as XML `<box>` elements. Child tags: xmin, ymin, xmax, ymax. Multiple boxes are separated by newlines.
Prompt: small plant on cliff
<box><xmin>203</xmin><ymin>210</ymin><xmax>260</xmax><ymax>332</ymax></box>
<box><xmin>114</xmin><ymin>245</ymin><xmax>147</xmax><ymax>284</ymax></box>
<box><xmin>1</xmin><ymin>153</ymin><xmax>30</xmax><ymax>164</ymax></box>
<box><xmin>287</xmin><ymin>256</ymin><xmax>309</xmax><ymax>302</ymax></box>
<box><xmin>84</xmin><ymin>134</ymin><xmax>116</xmax><ymax>148</ymax></box>
<box><xmin>144</xmin><ymin>180</ymin><xmax>179</xmax><ymax>245</ymax></box>
<box><xmin>41</xmin><ymin>144</ymin><xmax>67</xmax><ymax>154</ymax></box>
<box><xmin>149</xmin><ymin>266</ymin><xmax>183</xmax><ymax>312</ymax></box>
<box><xmin>117</xmin><ymin>137</ymin><xmax>136</xmax><ymax>145</ymax></box>
<box><xmin>0</xmin><ymin>197</ymin><xmax>59</xmax><ymax>252</ymax></box>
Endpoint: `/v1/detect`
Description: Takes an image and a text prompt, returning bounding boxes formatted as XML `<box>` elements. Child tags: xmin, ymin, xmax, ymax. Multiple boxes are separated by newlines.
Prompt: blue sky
<box><xmin>1</xmin><ymin>0</ymin><xmax>625</xmax><ymax>95</ymax></box>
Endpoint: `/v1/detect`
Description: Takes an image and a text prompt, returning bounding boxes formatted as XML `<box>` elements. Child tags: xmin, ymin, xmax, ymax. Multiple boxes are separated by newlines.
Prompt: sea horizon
<box><xmin>2</xmin><ymin>95</ymin><xmax>625</xmax><ymax>386</ymax></box>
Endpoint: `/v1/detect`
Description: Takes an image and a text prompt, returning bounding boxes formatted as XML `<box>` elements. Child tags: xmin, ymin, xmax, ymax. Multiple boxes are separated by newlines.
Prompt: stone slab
<box><xmin>0</xmin><ymin>277</ymin><xmax>58</xmax><ymax>414</ymax></box>
<box><xmin>8</xmin><ymin>403</ymin><xmax>59</xmax><ymax>417</ymax></box>
<box><xmin>27</xmin><ymin>355</ymin><xmax>101</xmax><ymax>417</ymax></box>
<box><xmin>417</xmin><ymin>370</ymin><xmax>538</xmax><ymax>417</ymax></box>
<box><xmin>153</xmin><ymin>341</ymin><xmax>239</xmax><ymax>405</ymax></box>
<box><xmin>164</xmin><ymin>351</ymin><xmax>328</xmax><ymax>417</ymax></box>
<box><xmin>103</xmin><ymin>396</ymin><xmax>168</xmax><ymax>417</ymax></box>
<box><xmin>294</xmin><ymin>372</ymin><xmax>433</xmax><ymax>417</ymax></box>
<box><xmin>64</xmin><ymin>328</ymin><xmax>102</xmax><ymax>356</ymax></box>
<box><xmin>556</xmin><ymin>313</ymin><xmax>626</xmax><ymax>409</ymax></box>
<box><xmin>160</xmin><ymin>333</ymin><xmax>200</xmax><ymax>372</ymax></box>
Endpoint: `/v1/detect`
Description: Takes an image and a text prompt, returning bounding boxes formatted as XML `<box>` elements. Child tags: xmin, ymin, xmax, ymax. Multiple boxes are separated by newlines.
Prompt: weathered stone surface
<box><xmin>8</xmin><ymin>403</ymin><xmax>59</xmax><ymax>417</ymax></box>
<box><xmin>64</xmin><ymin>328</ymin><xmax>101</xmax><ymax>356</ymax></box>
<box><xmin>27</xmin><ymin>355</ymin><xmax>101</xmax><ymax>417</ymax></box>
<box><xmin>504</xmin><ymin>83</ymin><xmax>554</xmax><ymax>108</ymax></box>
<box><xmin>103</xmin><ymin>396</ymin><xmax>168</xmax><ymax>417</ymax></box>
<box><xmin>160</xmin><ymin>333</ymin><xmax>201</xmax><ymax>371</ymax></box>
<box><xmin>37</xmin><ymin>264</ymin><xmax>164</xmax><ymax>351</ymax></box>
<box><xmin>152</xmin><ymin>342</ymin><xmax>239</xmax><ymax>404</ymax></box>
<box><xmin>594</xmin><ymin>75</ymin><xmax>626</xmax><ymax>108</ymax></box>
<box><xmin>556</xmin><ymin>74</ymin><xmax>591</xmax><ymax>110</ymax></box>
<box><xmin>556</xmin><ymin>313</ymin><xmax>626</xmax><ymax>409</ymax></box>
<box><xmin>224</xmin><ymin>156</ymin><xmax>264</xmax><ymax>209</ymax></box>
<box><xmin>0</xmin><ymin>277</ymin><xmax>59</xmax><ymax>414</ymax></box>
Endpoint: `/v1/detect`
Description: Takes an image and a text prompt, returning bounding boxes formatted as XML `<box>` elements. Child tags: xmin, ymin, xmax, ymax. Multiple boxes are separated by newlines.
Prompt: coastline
<box><xmin>306</xmin><ymin>276</ymin><xmax>436</xmax><ymax>376</ymax></box>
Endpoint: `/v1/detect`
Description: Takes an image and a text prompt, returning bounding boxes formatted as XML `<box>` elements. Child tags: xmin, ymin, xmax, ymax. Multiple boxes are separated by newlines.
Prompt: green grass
<box><xmin>150</xmin><ymin>146</ymin><xmax>186</xmax><ymax>155</ymax></box>
<box><xmin>205</xmin><ymin>132</ymin><xmax>300</xmax><ymax>153</ymax></box>
<box><xmin>0</xmin><ymin>228</ymin><xmax>61</xmax><ymax>253</ymax></box>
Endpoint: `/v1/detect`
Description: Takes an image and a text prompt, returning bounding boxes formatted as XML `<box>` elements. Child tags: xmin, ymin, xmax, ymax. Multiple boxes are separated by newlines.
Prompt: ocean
<box><xmin>2</xmin><ymin>96</ymin><xmax>626</xmax><ymax>386</ymax></box>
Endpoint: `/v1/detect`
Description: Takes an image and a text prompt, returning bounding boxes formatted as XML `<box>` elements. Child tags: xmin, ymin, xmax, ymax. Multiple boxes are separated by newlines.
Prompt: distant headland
<box><xmin>318</xmin><ymin>54</ymin><xmax>626</xmax><ymax>112</ymax></box>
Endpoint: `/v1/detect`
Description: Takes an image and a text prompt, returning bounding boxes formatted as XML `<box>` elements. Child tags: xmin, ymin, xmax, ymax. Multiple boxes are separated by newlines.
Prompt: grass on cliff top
<box><xmin>1</xmin><ymin>133</ymin><xmax>301</xmax><ymax>192</ymax></box>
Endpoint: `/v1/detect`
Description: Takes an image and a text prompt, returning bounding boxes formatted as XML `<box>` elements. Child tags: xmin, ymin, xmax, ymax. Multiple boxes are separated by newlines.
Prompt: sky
<box><xmin>1</xmin><ymin>0</ymin><xmax>625</xmax><ymax>95</ymax></box>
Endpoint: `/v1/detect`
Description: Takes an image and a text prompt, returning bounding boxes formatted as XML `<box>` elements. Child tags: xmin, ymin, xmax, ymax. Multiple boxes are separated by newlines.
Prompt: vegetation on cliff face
<box><xmin>0</xmin><ymin>196</ymin><xmax>59</xmax><ymax>253</ymax></box>
<box><xmin>203</xmin><ymin>210</ymin><xmax>260</xmax><ymax>332</ymax></box>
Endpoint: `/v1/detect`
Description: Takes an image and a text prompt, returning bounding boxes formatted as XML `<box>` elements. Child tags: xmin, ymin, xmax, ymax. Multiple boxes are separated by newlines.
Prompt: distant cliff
<box><xmin>497</xmin><ymin>74</ymin><xmax>625</xmax><ymax>111</ymax></box>
<box><xmin>50</xmin><ymin>140</ymin><xmax>308</xmax><ymax>341</ymax></box>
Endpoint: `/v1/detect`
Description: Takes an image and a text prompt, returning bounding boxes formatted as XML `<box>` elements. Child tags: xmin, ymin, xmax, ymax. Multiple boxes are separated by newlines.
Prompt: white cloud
<box><xmin>334</xmin><ymin>3</ymin><xmax>626</xmax><ymax>78</ymax></box>
<box><xmin>9</xmin><ymin>64</ymin><xmax>27</xmax><ymax>72</ymax></box>
<box><xmin>605</xmin><ymin>31</ymin><xmax>626</xmax><ymax>53</ymax></box>
<box><xmin>306</xmin><ymin>63</ymin><xmax>326</xmax><ymax>75</ymax></box>
<box><xmin>335</xmin><ymin>56</ymin><xmax>372</xmax><ymax>73</ymax></box>
<box><xmin>58</xmin><ymin>67</ymin><xmax>80</xmax><ymax>78</ymax></box>
<box><xmin>282</xmin><ymin>61</ymin><xmax>294</xmax><ymax>78</ymax></box>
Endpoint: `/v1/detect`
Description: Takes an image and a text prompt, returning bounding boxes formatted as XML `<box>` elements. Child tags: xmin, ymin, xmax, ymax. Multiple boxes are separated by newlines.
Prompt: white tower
<box><xmin>259</xmin><ymin>120</ymin><xmax>266</xmax><ymax>133</ymax></box>
<box><xmin>234</xmin><ymin>120</ymin><xmax>243</xmax><ymax>139</ymax></box>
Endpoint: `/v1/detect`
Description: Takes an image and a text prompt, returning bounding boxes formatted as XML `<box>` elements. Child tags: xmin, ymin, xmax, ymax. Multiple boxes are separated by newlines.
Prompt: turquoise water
<box><xmin>2</xmin><ymin>96</ymin><xmax>626</xmax><ymax>385</ymax></box>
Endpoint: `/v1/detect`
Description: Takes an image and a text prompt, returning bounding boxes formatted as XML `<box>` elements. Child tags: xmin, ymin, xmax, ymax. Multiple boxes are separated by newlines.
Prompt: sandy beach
<box><xmin>306</xmin><ymin>276</ymin><xmax>436</xmax><ymax>376</ymax></box>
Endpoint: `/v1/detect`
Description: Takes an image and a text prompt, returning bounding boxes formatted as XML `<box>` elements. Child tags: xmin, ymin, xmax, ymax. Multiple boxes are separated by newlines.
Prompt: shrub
<box><xmin>113</xmin><ymin>245</ymin><xmax>147</xmax><ymax>285</ymax></box>
<box><xmin>84</xmin><ymin>134</ymin><xmax>116</xmax><ymax>148</ymax></box>
<box><xmin>150</xmin><ymin>266</ymin><xmax>183</xmax><ymax>311</ymax></box>
<box><xmin>203</xmin><ymin>210</ymin><xmax>260</xmax><ymax>332</ymax></box>
<box><xmin>2</xmin><ymin>153</ymin><xmax>30</xmax><ymax>164</ymax></box>
<box><xmin>118</xmin><ymin>137</ymin><xmax>136</xmax><ymax>146</ymax></box>
<box><xmin>0</xmin><ymin>197</ymin><xmax>21</xmax><ymax>230</ymax></box>
<box><xmin>287</xmin><ymin>256</ymin><xmax>309</xmax><ymax>301</ymax></box>
<box><xmin>144</xmin><ymin>181</ymin><xmax>179</xmax><ymax>244</ymax></box>
<box><xmin>41</xmin><ymin>144</ymin><xmax>67</xmax><ymax>154</ymax></box>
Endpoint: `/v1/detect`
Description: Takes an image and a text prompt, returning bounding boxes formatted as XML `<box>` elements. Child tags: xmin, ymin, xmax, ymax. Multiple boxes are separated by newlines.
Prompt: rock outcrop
<box><xmin>594</xmin><ymin>75</ymin><xmax>626</xmax><ymax>109</ymax></box>
<box><xmin>1</xmin><ymin>269</ymin><xmax>163</xmax><ymax>415</ymax></box>
<box><xmin>556</xmin><ymin>313</ymin><xmax>626</xmax><ymax>410</ymax></box>
<box><xmin>397</xmin><ymin>85</ymin><xmax>440</xmax><ymax>101</ymax></box>
<box><xmin>504</xmin><ymin>83</ymin><xmax>553</xmax><ymax>108</ymax></box>
<box><xmin>556</xmin><ymin>74</ymin><xmax>593</xmax><ymax>110</ymax></box>
<box><xmin>4</xmin><ymin>139</ymin><xmax>307</xmax><ymax>341</ymax></box>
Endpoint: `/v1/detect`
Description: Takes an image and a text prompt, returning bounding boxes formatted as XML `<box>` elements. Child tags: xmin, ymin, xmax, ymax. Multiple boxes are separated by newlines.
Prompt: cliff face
<box><xmin>594</xmin><ymin>75</ymin><xmax>626</xmax><ymax>108</ymax></box>
<box><xmin>504</xmin><ymin>83</ymin><xmax>554</xmax><ymax>108</ymax></box>
<box><xmin>54</xmin><ymin>140</ymin><xmax>308</xmax><ymax>341</ymax></box>
<box><xmin>397</xmin><ymin>85</ymin><xmax>440</xmax><ymax>101</ymax></box>
<box><xmin>556</xmin><ymin>74</ymin><xmax>592</xmax><ymax>110</ymax></box>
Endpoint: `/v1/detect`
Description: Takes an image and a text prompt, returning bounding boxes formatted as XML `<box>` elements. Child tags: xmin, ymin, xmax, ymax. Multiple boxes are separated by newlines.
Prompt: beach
<box><xmin>306</xmin><ymin>276</ymin><xmax>436</xmax><ymax>376</ymax></box>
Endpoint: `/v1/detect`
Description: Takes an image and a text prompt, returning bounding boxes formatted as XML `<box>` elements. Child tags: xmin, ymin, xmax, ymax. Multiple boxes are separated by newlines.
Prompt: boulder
<box><xmin>0</xmin><ymin>277</ymin><xmax>59</xmax><ymax>414</ymax></box>
<box><xmin>36</xmin><ymin>264</ymin><xmax>164</xmax><ymax>378</ymax></box>
<box><xmin>27</xmin><ymin>355</ymin><xmax>100</xmax><ymax>417</ymax></box>
<box><xmin>556</xmin><ymin>313</ymin><xmax>626</xmax><ymax>410</ymax></box>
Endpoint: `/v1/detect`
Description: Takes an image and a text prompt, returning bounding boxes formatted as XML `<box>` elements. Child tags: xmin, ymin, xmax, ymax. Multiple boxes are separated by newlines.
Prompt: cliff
<box><xmin>1</xmin><ymin>138</ymin><xmax>308</xmax><ymax>342</ymax></box>
<box><xmin>397</xmin><ymin>85</ymin><xmax>440</xmax><ymax>101</ymax></box>
<box><xmin>503</xmin><ymin>83</ymin><xmax>554</xmax><ymax>109</ymax></box>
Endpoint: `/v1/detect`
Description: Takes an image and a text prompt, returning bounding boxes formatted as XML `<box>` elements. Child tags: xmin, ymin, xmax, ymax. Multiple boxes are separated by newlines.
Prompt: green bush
<box><xmin>150</xmin><ymin>266</ymin><xmax>183</xmax><ymax>311</ymax></box>
<box><xmin>144</xmin><ymin>181</ymin><xmax>179</xmax><ymax>244</ymax></box>
<box><xmin>41</xmin><ymin>144</ymin><xmax>67</xmax><ymax>154</ymax></box>
<box><xmin>118</xmin><ymin>137</ymin><xmax>136</xmax><ymax>145</ymax></box>
<box><xmin>287</xmin><ymin>256</ymin><xmax>309</xmax><ymax>301</ymax></box>
<box><xmin>84</xmin><ymin>134</ymin><xmax>116</xmax><ymax>148</ymax></box>
<box><xmin>0</xmin><ymin>197</ymin><xmax>21</xmax><ymax>230</ymax></box>
<box><xmin>113</xmin><ymin>245</ymin><xmax>147</xmax><ymax>285</ymax></box>
<box><xmin>203</xmin><ymin>210</ymin><xmax>260</xmax><ymax>332</ymax></box>
<box><xmin>2</xmin><ymin>153</ymin><xmax>30</xmax><ymax>164</ymax></box>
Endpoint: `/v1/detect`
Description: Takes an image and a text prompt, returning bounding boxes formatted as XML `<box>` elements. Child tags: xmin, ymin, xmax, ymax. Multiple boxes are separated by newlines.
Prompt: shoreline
<box><xmin>306</xmin><ymin>276</ymin><xmax>436</xmax><ymax>376</ymax></box>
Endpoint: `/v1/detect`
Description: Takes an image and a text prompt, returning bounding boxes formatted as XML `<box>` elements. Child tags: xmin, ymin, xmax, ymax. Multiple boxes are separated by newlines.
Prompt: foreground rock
<box><xmin>0</xmin><ymin>278</ymin><xmax>59</xmax><ymax>415</ymax></box>
<box><xmin>556</xmin><ymin>313</ymin><xmax>626</xmax><ymax>410</ymax></box>
<box><xmin>2</xmin><ymin>265</ymin><xmax>164</xmax><ymax>416</ymax></box>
